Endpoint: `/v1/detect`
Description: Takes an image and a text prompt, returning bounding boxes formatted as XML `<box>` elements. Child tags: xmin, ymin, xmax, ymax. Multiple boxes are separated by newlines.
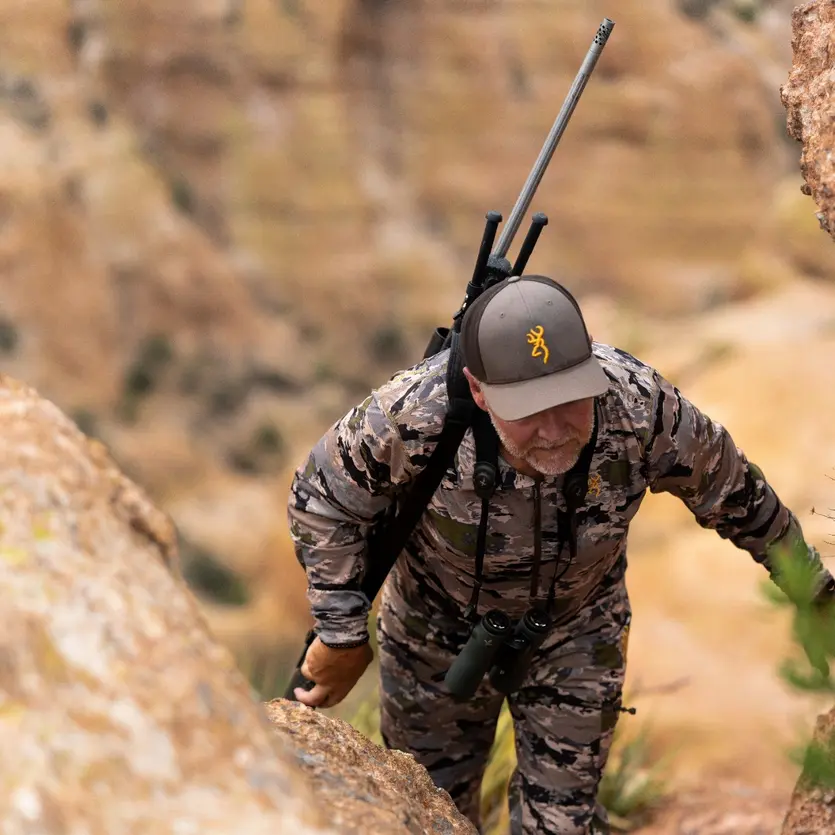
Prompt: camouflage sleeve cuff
<box><xmin>311</xmin><ymin>595</ymin><xmax>371</xmax><ymax>649</ymax></box>
<box><xmin>319</xmin><ymin>635</ymin><xmax>370</xmax><ymax>650</ymax></box>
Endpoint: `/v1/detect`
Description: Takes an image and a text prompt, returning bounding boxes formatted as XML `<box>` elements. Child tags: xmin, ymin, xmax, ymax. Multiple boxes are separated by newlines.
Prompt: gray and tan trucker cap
<box><xmin>460</xmin><ymin>275</ymin><xmax>609</xmax><ymax>421</ymax></box>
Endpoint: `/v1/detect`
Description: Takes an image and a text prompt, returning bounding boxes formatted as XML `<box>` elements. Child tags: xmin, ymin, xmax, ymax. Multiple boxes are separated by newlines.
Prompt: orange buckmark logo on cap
<box><xmin>526</xmin><ymin>325</ymin><xmax>549</xmax><ymax>364</ymax></box>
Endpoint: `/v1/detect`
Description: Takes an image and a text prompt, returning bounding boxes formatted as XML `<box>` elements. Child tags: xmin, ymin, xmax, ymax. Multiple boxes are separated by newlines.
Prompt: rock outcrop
<box><xmin>781</xmin><ymin>706</ymin><xmax>835</xmax><ymax>835</ymax></box>
<box><xmin>779</xmin><ymin>4</ymin><xmax>835</xmax><ymax>833</ymax></box>
<box><xmin>0</xmin><ymin>372</ymin><xmax>471</xmax><ymax>834</ymax></box>
<box><xmin>2</xmin><ymin>0</ymin><xmax>835</xmax><ymax>803</ymax></box>
<box><xmin>781</xmin><ymin>0</ymin><xmax>835</xmax><ymax>240</ymax></box>
<box><xmin>3</xmin><ymin>0</ymin><xmax>835</xmax><ymax>667</ymax></box>
<box><xmin>267</xmin><ymin>700</ymin><xmax>477</xmax><ymax>835</ymax></box>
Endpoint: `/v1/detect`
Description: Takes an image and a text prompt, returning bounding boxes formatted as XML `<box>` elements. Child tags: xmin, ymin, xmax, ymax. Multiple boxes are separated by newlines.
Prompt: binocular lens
<box><xmin>521</xmin><ymin>607</ymin><xmax>551</xmax><ymax>636</ymax></box>
<box><xmin>483</xmin><ymin>609</ymin><xmax>512</xmax><ymax>633</ymax></box>
<box><xmin>444</xmin><ymin>607</ymin><xmax>553</xmax><ymax>700</ymax></box>
<box><xmin>488</xmin><ymin>608</ymin><xmax>552</xmax><ymax>695</ymax></box>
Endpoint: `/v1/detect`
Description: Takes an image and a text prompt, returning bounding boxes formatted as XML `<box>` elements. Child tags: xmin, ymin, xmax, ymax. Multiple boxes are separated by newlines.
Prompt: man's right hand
<box><xmin>293</xmin><ymin>636</ymin><xmax>373</xmax><ymax>709</ymax></box>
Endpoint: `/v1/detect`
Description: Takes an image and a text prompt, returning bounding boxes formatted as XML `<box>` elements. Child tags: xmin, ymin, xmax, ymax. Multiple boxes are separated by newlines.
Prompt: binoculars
<box><xmin>444</xmin><ymin>607</ymin><xmax>552</xmax><ymax>700</ymax></box>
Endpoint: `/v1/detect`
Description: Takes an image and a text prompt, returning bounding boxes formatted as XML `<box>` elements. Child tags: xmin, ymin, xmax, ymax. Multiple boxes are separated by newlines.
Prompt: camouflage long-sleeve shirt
<box><xmin>288</xmin><ymin>342</ymin><xmax>827</xmax><ymax>647</ymax></box>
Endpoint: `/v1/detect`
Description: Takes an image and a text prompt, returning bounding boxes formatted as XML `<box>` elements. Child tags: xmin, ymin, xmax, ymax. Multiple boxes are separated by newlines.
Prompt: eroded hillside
<box><xmin>0</xmin><ymin>0</ymin><xmax>834</xmax><ymax>803</ymax></box>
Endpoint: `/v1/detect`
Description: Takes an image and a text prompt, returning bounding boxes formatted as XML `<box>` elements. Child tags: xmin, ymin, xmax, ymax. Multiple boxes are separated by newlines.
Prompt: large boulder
<box><xmin>781</xmin><ymin>0</ymin><xmax>835</xmax><ymax>241</ymax></box>
<box><xmin>0</xmin><ymin>372</ymin><xmax>473</xmax><ymax>835</ymax></box>
<box><xmin>267</xmin><ymin>700</ymin><xmax>477</xmax><ymax>835</ymax></box>
<box><xmin>779</xmin><ymin>3</ymin><xmax>835</xmax><ymax>833</ymax></box>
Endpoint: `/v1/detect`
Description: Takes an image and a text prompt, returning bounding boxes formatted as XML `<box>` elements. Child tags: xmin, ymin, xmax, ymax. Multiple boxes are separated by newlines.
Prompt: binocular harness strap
<box><xmin>464</xmin><ymin>403</ymin><xmax>600</xmax><ymax>620</ymax></box>
<box><xmin>545</xmin><ymin>406</ymin><xmax>598</xmax><ymax>615</ymax></box>
<box><xmin>529</xmin><ymin>480</ymin><xmax>543</xmax><ymax>600</ymax></box>
<box><xmin>463</xmin><ymin>408</ymin><xmax>500</xmax><ymax>621</ymax></box>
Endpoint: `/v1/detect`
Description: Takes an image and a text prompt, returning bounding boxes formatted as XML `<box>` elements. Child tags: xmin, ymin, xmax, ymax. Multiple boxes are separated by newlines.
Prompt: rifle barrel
<box><xmin>492</xmin><ymin>17</ymin><xmax>615</xmax><ymax>260</ymax></box>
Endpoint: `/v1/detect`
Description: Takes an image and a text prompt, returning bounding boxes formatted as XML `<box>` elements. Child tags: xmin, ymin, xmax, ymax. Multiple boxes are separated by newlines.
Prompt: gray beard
<box><xmin>487</xmin><ymin>412</ymin><xmax>584</xmax><ymax>477</ymax></box>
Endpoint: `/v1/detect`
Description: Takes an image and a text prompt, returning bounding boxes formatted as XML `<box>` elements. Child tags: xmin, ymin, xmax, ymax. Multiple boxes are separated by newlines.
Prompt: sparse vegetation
<box><xmin>123</xmin><ymin>334</ymin><xmax>174</xmax><ymax>397</ymax></box>
<box><xmin>597</xmin><ymin>722</ymin><xmax>671</xmax><ymax>831</ymax></box>
<box><xmin>314</xmin><ymin>360</ymin><xmax>335</xmax><ymax>383</ymax></box>
<box><xmin>0</xmin><ymin>316</ymin><xmax>19</xmax><ymax>355</ymax></box>
<box><xmin>730</xmin><ymin>0</ymin><xmax>760</xmax><ymax>24</ymax></box>
<box><xmin>170</xmin><ymin>178</ymin><xmax>196</xmax><ymax>215</ymax></box>
<box><xmin>180</xmin><ymin>539</ymin><xmax>250</xmax><ymax>607</ymax></box>
<box><xmin>119</xmin><ymin>333</ymin><xmax>175</xmax><ymax>423</ymax></box>
<box><xmin>208</xmin><ymin>378</ymin><xmax>249</xmax><ymax>418</ymax></box>
<box><xmin>66</xmin><ymin>20</ymin><xmax>86</xmax><ymax>53</ymax></box>
<box><xmin>369</xmin><ymin>324</ymin><xmax>407</xmax><ymax>365</ymax></box>
<box><xmin>88</xmin><ymin>100</ymin><xmax>108</xmax><ymax>128</ymax></box>
<box><xmin>478</xmin><ymin>702</ymin><xmax>668</xmax><ymax>834</ymax></box>
<box><xmin>1</xmin><ymin>74</ymin><xmax>51</xmax><ymax>131</ymax></box>
<box><xmin>765</xmin><ymin>516</ymin><xmax>835</xmax><ymax>791</ymax></box>
<box><xmin>345</xmin><ymin>690</ymin><xmax>669</xmax><ymax>834</ymax></box>
<box><xmin>228</xmin><ymin>421</ymin><xmax>286</xmax><ymax>475</ymax></box>
<box><xmin>239</xmin><ymin>648</ymin><xmax>294</xmax><ymax>702</ymax></box>
<box><xmin>346</xmin><ymin>691</ymin><xmax>383</xmax><ymax>745</ymax></box>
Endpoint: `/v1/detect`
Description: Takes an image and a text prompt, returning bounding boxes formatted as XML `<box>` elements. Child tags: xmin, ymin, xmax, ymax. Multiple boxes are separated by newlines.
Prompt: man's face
<box><xmin>464</xmin><ymin>369</ymin><xmax>594</xmax><ymax>476</ymax></box>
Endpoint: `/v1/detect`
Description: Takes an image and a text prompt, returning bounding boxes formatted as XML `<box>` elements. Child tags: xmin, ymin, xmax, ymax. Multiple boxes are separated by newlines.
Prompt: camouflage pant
<box><xmin>376</xmin><ymin>578</ymin><xmax>630</xmax><ymax>835</ymax></box>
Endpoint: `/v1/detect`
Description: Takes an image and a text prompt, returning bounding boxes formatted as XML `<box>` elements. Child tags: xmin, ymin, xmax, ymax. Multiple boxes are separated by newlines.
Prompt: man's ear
<box><xmin>463</xmin><ymin>367</ymin><xmax>489</xmax><ymax>412</ymax></box>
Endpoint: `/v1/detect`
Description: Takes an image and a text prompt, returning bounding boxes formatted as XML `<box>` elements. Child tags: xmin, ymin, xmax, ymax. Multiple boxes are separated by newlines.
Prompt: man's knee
<box><xmin>377</xmin><ymin>603</ymin><xmax>504</xmax><ymax>825</ymax></box>
<box><xmin>505</xmin><ymin>686</ymin><xmax>624</xmax><ymax>833</ymax></box>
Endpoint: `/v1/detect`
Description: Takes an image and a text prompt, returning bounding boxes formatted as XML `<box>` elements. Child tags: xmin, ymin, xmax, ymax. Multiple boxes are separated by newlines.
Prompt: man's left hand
<box><xmin>293</xmin><ymin>636</ymin><xmax>373</xmax><ymax>709</ymax></box>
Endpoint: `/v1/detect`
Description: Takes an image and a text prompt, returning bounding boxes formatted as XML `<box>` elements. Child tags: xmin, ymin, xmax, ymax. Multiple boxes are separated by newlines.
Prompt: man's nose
<box><xmin>537</xmin><ymin>410</ymin><xmax>566</xmax><ymax>441</ymax></box>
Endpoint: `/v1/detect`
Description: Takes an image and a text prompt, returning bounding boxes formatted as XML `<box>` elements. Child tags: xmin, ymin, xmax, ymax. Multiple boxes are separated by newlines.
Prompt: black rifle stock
<box><xmin>284</xmin><ymin>17</ymin><xmax>615</xmax><ymax>703</ymax></box>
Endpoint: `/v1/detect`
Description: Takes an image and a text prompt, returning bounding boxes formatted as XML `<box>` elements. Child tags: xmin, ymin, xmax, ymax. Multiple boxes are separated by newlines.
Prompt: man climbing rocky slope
<box><xmin>1</xmin><ymin>1</ymin><xmax>835</xmax><ymax>828</ymax></box>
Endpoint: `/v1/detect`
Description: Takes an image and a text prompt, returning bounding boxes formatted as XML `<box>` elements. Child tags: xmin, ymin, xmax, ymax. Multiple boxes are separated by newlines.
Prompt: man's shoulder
<box><xmin>594</xmin><ymin>342</ymin><xmax>660</xmax><ymax>399</ymax></box>
<box><xmin>371</xmin><ymin>348</ymin><xmax>451</xmax><ymax>433</ymax></box>
<box><xmin>593</xmin><ymin>343</ymin><xmax>666</xmax><ymax>444</ymax></box>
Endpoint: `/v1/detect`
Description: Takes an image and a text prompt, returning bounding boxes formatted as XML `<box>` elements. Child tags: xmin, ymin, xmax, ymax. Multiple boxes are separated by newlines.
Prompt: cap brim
<box><xmin>479</xmin><ymin>354</ymin><xmax>610</xmax><ymax>421</ymax></box>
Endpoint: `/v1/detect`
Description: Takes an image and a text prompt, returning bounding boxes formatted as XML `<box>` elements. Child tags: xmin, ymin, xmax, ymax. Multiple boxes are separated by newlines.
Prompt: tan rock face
<box><xmin>84</xmin><ymin>0</ymin><xmax>798</xmax><ymax>318</ymax></box>
<box><xmin>0</xmin><ymin>372</ymin><xmax>329</xmax><ymax>833</ymax></box>
<box><xmin>777</xmin><ymin>6</ymin><xmax>835</xmax><ymax>833</ymax></box>
<box><xmin>781</xmin><ymin>0</ymin><xmax>835</xmax><ymax>240</ymax></box>
<box><xmin>0</xmin><ymin>372</ymin><xmax>472</xmax><ymax>834</ymax></box>
<box><xmin>781</xmin><ymin>707</ymin><xmax>835</xmax><ymax>835</ymax></box>
<box><xmin>3</xmin><ymin>0</ymin><xmax>835</xmax><ymax>802</ymax></box>
<box><xmin>267</xmin><ymin>700</ymin><xmax>477</xmax><ymax>835</ymax></box>
<box><xmin>3</xmin><ymin>0</ymin><xmax>835</xmax><ymax>662</ymax></box>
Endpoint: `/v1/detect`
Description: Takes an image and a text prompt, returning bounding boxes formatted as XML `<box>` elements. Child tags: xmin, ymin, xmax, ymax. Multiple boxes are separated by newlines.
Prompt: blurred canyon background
<box><xmin>2</xmin><ymin>0</ymin><xmax>835</xmax><ymax>817</ymax></box>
